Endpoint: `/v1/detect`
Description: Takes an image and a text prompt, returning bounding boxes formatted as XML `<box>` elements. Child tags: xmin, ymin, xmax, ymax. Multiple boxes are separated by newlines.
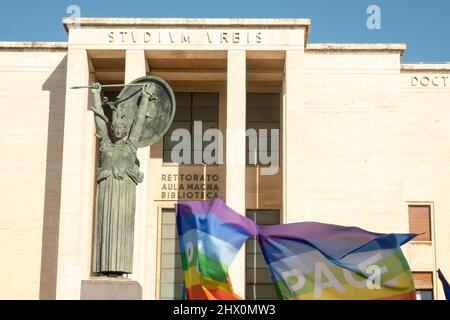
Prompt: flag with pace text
<box><xmin>175</xmin><ymin>198</ymin><xmax>416</xmax><ymax>300</ymax></box>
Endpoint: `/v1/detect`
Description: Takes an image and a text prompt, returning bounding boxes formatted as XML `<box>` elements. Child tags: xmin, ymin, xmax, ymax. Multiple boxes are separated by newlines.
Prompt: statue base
<box><xmin>80</xmin><ymin>278</ymin><xmax>142</xmax><ymax>300</ymax></box>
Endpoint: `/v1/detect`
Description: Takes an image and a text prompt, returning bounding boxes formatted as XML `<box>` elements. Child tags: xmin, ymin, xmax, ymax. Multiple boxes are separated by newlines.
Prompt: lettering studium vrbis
<box><xmin>160</xmin><ymin>173</ymin><xmax>220</xmax><ymax>200</ymax></box>
<box><xmin>107</xmin><ymin>30</ymin><xmax>263</xmax><ymax>45</ymax></box>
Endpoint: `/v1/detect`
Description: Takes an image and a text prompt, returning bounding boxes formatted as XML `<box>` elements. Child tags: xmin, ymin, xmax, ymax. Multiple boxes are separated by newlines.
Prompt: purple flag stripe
<box><xmin>177</xmin><ymin>198</ymin><xmax>259</xmax><ymax>237</ymax></box>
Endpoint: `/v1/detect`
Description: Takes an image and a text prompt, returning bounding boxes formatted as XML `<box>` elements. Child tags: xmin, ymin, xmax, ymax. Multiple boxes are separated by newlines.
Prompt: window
<box><xmin>408</xmin><ymin>205</ymin><xmax>432</xmax><ymax>241</ymax></box>
<box><xmin>413</xmin><ymin>272</ymin><xmax>434</xmax><ymax>300</ymax></box>
<box><xmin>416</xmin><ymin>290</ymin><xmax>433</xmax><ymax>300</ymax></box>
<box><xmin>163</xmin><ymin>92</ymin><xmax>219</xmax><ymax>164</ymax></box>
<box><xmin>246</xmin><ymin>93</ymin><xmax>280</xmax><ymax>165</ymax></box>
<box><xmin>246</xmin><ymin>210</ymin><xmax>280</xmax><ymax>300</ymax></box>
<box><xmin>159</xmin><ymin>208</ymin><xmax>184</xmax><ymax>300</ymax></box>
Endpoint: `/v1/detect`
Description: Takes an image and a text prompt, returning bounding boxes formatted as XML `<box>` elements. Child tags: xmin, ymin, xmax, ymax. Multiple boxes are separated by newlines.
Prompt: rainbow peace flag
<box><xmin>176</xmin><ymin>198</ymin><xmax>258</xmax><ymax>300</ymax></box>
<box><xmin>258</xmin><ymin>222</ymin><xmax>416</xmax><ymax>300</ymax></box>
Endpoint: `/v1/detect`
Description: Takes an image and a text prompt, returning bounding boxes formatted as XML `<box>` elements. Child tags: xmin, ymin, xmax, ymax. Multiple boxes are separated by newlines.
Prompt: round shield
<box><xmin>115</xmin><ymin>76</ymin><xmax>176</xmax><ymax>148</ymax></box>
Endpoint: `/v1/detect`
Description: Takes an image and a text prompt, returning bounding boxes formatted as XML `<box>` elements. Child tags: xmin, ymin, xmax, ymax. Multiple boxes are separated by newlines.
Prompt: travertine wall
<box><xmin>0</xmin><ymin>47</ymin><xmax>67</xmax><ymax>299</ymax></box>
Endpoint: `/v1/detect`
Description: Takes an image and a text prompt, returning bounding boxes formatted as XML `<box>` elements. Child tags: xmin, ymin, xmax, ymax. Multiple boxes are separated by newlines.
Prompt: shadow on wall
<box><xmin>39</xmin><ymin>56</ymin><xmax>67</xmax><ymax>300</ymax></box>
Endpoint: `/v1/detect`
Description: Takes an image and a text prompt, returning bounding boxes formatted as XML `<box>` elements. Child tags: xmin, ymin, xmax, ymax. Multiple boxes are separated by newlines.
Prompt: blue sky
<box><xmin>0</xmin><ymin>0</ymin><xmax>449</xmax><ymax>62</ymax></box>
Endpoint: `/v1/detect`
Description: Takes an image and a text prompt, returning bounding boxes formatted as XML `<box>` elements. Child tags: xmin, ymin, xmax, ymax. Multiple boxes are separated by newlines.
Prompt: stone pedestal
<box><xmin>80</xmin><ymin>278</ymin><xmax>142</xmax><ymax>300</ymax></box>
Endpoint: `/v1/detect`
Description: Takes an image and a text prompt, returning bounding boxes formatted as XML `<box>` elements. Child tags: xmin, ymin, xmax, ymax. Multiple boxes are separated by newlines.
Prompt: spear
<box><xmin>70</xmin><ymin>83</ymin><xmax>147</xmax><ymax>90</ymax></box>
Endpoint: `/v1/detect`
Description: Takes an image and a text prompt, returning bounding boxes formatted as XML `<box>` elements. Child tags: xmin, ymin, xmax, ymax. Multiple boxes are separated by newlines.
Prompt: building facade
<box><xmin>0</xmin><ymin>18</ymin><xmax>449</xmax><ymax>300</ymax></box>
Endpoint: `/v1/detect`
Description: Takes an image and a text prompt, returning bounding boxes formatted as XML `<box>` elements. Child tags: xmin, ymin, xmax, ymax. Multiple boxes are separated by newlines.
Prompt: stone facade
<box><xmin>0</xmin><ymin>18</ymin><xmax>448</xmax><ymax>299</ymax></box>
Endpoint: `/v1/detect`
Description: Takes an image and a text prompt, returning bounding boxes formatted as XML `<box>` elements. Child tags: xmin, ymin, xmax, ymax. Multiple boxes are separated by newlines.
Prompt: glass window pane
<box><xmin>193</xmin><ymin>92</ymin><xmax>219</xmax><ymax>107</ymax></box>
<box><xmin>160</xmin><ymin>283</ymin><xmax>184</xmax><ymax>300</ymax></box>
<box><xmin>247</xmin><ymin>93</ymin><xmax>279</xmax><ymax>109</ymax></box>
<box><xmin>246</xmin><ymin>284</ymin><xmax>278</xmax><ymax>300</ymax></box>
<box><xmin>247</xmin><ymin>107</ymin><xmax>279</xmax><ymax>122</ymax></box>
<box><xmin>161</xmin><ymin>253</ymin><xmax>183</xmax><ymax>269</ymax></box>
<box><xmin>166</xmin><ymin>122</ymin><xmax>192</xmax><ymax>134</ymax></box>
<box><xmin>408</xmin><ymin>205</ymin><xmax>432</xmax><ymax>241</ymax></box>
<box><xmin>174</xmin><ymin>105</ymin><xmax>191</xmax><ymax>121</ymax></box>
<box><xmin>164</xmin><ymin>149</ymin><xmax>193</xmax><ymax>164</ymax></box>
<box><xmin>162</xmin><ymin>212</ymin><xmax>176</xmax><ymax>224</ymax></box>
<box><xmin>201</xmin><ymin>121</ymin><xmax>218</xmax><ymax>133</ymax></box>
<box><xmin>247</xmin><ymin>122</ymin><xmax>280</xmax><ymax>130</ymax></box>
<box><xmin>161</xmin><ymin>238</ymin><xmax>180</xmax><ymax>254</ymax></box>
<box><xmin>246</xmin><ymin>268</ymin><xmax>273</xmax><ymax>284</ymax></box>
<box><xmin>161</xmin><ymin>268</ymin><xmax>185</xmax><ymax>283</ymax></box>
<box><xmin>246</xmin><ymin>253</ymin><xmax>268</xmax><ymax>269</ymax></box>
<box><xmin>159</xmin><ymin>209</ymin><xmax>185</xmax><ymax>300</ymax></box>
<box><xmin>193</xmin><ymin>106</ymin><xmax>218</xmax><ymax>121</ymax></box>
<box><xmin>163</xmin><ymin>137</ymin><xmax>178</xmax><ymax>152</ymax></box>
<box><xmin>161</xmin><ymin>223</ymin><xmax>178</xmax><ymax>239</ymax></box>
<box><xmin>163</xmin><ymin>150</ymin><xmax>172</xmax><ymax>163</ymax></box>
<box><xmin>246</xmin><ymin>93</ymin><xmax>280</xmax><ymax>165</ymax></box>
<box><xmin>164</xmin><ymin>122</ymin><xmax>192</xmax><ymax>152</ymax></box>
<box><xmin>246</xmin><ymin>238</ymin><xmax>261</xmax><ymax>254</ymax></box>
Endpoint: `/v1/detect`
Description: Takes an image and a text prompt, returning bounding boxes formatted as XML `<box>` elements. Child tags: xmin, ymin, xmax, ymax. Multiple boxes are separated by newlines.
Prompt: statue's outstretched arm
<box><xmin>89</xmin><ymin>83</ymin><xmax>110</xmax><ymax>142</ymax></box>
<box><xmin>129</xmin><ymin>83</ymin><xmax>157</xmax><ymax>146</ymax></box>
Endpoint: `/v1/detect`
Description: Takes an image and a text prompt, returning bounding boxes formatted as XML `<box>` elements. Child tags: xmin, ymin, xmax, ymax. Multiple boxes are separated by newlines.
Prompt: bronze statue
<box><xmin>83</xmin><ymin>76</ymin><xmax>176</xmax><ymax>276</ymax></box>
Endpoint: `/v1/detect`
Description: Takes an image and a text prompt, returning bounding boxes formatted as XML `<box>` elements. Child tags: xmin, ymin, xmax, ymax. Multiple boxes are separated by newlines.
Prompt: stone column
<box><xmin>124</xmin><ymin>50</ymin><xmax>150</xmax><ymax>289</ymax></box>
<box><xmin>56</xmin><ymin>49</ymin><xmax>91</xmax><ymax>299</ymax></box>
<box><xmin>226</xmin><ymin>50</ymin><xmax>247</xmax><ymax>298</ymax></box>
<box><xmin>283</xmin><ymin>50</ymin><xmax>305</xmax><ymax>223</ymax></box>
